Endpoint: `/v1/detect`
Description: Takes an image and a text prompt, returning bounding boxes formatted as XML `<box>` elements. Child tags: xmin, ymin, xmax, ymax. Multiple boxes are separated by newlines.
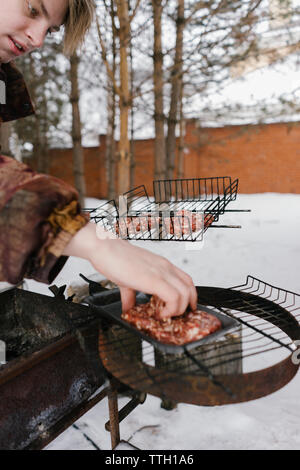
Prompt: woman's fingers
<box><xmin>143</xmin><ymin>270</ymin><xmax>196</xmax><ymax>320</ymax></box>
<box><xmin>172</xmin><ymin>266</ymin><xmax>198</xmax><ymax>312</ymax></box>
<box><xmin>120</xmin><ymin>286</ymin><xmax>136</xmax><ymax>313</ymax></box>
<box><xmin>118</xmin><ymin>257</ymin><xmax>197</xmax><ymax>319</ymax></box>
<box><xmin>153</xmin><ymin>261</ymin><xmax>197</xmax><ymax>318</ymax></box>
<box><xmin>119</xmin><ymin>275</ymin><xmax>196</xmax><ymax>319</ymax></box>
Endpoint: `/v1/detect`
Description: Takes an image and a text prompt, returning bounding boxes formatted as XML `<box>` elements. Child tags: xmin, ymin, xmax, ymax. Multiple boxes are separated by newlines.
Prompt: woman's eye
<box><xmin>28</xmin><ymin>2</ymin><xmax>39</xmax><ymax>17</ymax></box>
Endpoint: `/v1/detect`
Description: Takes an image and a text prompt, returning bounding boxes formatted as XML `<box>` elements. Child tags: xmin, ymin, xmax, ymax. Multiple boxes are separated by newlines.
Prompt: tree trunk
<box><xmin>106</xmin><ymin>76</ymin><xmax>117</xmax><ymax>201</ymax></box>
<box><xmin>177</xmin><ymin>80</ymin><xmax>185</xmax><ymax>178</ymax></box>
<box><xmin>152</xmin><ymin>0</ymin><xmax>166</xmax><ymax>180</ymax></box>
<box><xmin>129</xmin><ymin>23</ymin><xmax>135</xmax><ymax>190</ymax></box>
<box><xmin>70</xmin><ymin>53</ymin><xmax>86</xmax><ymax>208</ymax></box>
<box><xmin>166</xmin><ymin>0</ymin><xmax>185</xmax><ymax>180</ymax></box>
<box><xmin>39</xmin><ymin>87</ymin><xmax>50</xmax><ymax>174</ymax></box>
<box><xmin>106</xmin><ymin>0</ymin><xmax>117</xmax><ymax>201</ymax></box>
<box><xmin>29</xmin><ymin>54</ymin><xmax>48</xmax><ymax>173</ymax></box>
<box><xmin>116</xmin><ymin>0</ymin><xmax>131</xmax><ymax>195</ymax></box>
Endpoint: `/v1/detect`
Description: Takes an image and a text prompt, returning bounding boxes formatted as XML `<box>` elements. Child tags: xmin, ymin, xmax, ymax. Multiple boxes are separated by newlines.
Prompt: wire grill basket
<box><xmin>86</xmin><ymin>177</ymin><xmax>243</xmax><ymax>242</ymax></box>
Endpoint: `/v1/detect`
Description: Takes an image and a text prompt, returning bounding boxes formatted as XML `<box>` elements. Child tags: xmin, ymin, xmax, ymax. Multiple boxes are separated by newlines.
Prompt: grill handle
<box><xmin>79</xmin><ymin>273</ymin><xmax>111</xmax><ymax>296</ymax></box>
<box><xmin>80</xmin><ymin>274</ymin><xmax>121</xmax><ymax>306</ymax></box>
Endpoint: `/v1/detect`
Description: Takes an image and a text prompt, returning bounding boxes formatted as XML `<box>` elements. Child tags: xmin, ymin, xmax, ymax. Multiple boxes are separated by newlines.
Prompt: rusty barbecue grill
<box><xmin>85</xmin><ymin>275</ymin><xmax>300</xmax><ymax>409</ymax></box>
<box><xmin>0</xmin><ymin>274</ymin><xmax>299</xmax><ymax>450</ymax></box>
<box><xmin>86</xmin><ymin>177</ymin><xmax>249</xmax><ymax>241</ymax></box>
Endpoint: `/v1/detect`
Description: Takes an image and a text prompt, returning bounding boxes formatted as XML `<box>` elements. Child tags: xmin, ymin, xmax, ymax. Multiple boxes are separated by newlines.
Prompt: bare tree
<box><xmin>13</xmin><ymin>39</ymin><xmax>68</xmax><ymax>169</ymax></box>
<box><xmin>105</xmin><ymin>0</ymin><xmax>118</xmax><ymax>200</ymax></box>
<box><xmin>152</xmin><ymin>0</ymin><xmax>166</xmax><ymax>180</ymax></box>
<box><xmin>165</xmin><ymin>0</ymin><xmax>185</xmax><ymax>179</ymax></box>
<box><xmin>115</xmin><ymin>0</ymin><xmax>131</xmax><ymax>194</ymax></box>
<box><xmin>70</xmin><ymin>52</ymin><xmax>86</xmax><ymax>207</ymax></box>
<box><xmin>177</xmin><ymin>79</ymin><xmax>185</xmax><ymax>179</ymax></box>
<box><xmin>96</xmin><ymin>0</ymin><xmax>143</xmax><ymax>194</ymax></box>
<box><xmin>28</xmin><ymin>53</ymin><xmax>51</xmax><ymax>173</ymax></box>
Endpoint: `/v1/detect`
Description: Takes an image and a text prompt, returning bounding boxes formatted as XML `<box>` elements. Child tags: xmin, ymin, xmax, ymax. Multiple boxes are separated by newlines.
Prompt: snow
<box><xmin>23</xmin><ymin>193</ymin><xmax>300</xmax><ymax>450</ymax></box>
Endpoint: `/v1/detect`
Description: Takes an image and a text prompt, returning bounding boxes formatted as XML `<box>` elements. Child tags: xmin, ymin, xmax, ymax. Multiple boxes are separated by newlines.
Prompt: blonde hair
<box><xmin>63</xmin><ymin>0</ymin><xmax>96</xmax><ymax>55</ymax></box>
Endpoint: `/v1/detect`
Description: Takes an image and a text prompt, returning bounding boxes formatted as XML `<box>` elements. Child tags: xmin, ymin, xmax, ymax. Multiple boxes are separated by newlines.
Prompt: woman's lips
<box><xmin>8</xmin><ymin>36</ymin><xmax>25</xmax><ymax>57</ymax></box>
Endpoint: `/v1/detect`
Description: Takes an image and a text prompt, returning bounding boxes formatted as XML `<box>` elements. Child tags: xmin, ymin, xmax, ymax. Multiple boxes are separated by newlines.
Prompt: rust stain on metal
<box><xmin>0</xmin><ymin>338</ymin><xmax>101</xmax><ymax>449</ymax></box>
<box><xmin>98</xmin><ymin>328</ymin><xmax>299</xmax><ymax>406</ymax></box>
<box><xmin>0</xmin><ymin>288</ymin><xmax>105</xmax><ymax>450</ymax></box>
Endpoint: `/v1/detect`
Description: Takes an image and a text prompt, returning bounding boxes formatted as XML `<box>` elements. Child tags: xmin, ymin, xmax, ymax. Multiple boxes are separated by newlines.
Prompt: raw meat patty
<box><xmin>121</xmin><ymin>296</ymin><xmax>222</xmax><ymax>346</ymax></box>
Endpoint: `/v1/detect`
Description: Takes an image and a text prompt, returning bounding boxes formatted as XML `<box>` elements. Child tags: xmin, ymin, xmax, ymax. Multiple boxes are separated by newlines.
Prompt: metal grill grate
<box><xmin>85</xmin><ymin>177</ymin><xmax>248</xmax><ymax>241</ymax></box>
<box><xmin>92</xmin><ymin>276</ymin><xmax>300</xmax><ymax>406</ymax></box>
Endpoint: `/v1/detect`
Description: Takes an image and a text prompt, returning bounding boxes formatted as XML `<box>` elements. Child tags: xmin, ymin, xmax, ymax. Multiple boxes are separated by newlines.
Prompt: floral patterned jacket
<box><xmin>0</xmin><ymin>62</ymin><xmax>88</xmax><ymax>285</ymax></box>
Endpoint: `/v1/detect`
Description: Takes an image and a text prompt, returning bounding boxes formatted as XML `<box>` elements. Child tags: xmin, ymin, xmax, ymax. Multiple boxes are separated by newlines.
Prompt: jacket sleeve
<box><xmin>0</xmin><ymin>155</ymin><xmax>89</xmax><ymax>285</ymax></box>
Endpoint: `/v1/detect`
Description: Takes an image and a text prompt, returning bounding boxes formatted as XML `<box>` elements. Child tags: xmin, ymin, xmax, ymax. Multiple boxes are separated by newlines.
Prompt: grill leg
<box><xmin>107</xmin><ymin>379</ymin><xmax>120</xmax><ymax>449</ymax></box>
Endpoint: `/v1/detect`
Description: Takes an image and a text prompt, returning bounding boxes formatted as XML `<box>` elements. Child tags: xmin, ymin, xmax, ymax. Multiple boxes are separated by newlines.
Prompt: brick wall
<box><xmin>28</xmin><ymin>120</ymin><xmax>300</xmax><ymax>198</ymax></box>
<box><xmin>184</xmin><ymin>120</ymin><xmax>300</xmax><ymax>194</ymax></box>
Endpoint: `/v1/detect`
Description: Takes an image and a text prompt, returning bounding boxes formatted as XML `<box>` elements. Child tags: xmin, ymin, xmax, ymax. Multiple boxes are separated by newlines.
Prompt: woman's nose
<box><xmin>26</xmin><ymin>24</ymin><xmax>47</xmax><ymax>50</ymax></box>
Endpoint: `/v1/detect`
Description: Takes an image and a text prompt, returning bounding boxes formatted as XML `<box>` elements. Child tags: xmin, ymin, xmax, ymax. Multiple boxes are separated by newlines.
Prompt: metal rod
<box><xmin>105</xmin><ymin>393</ymin><xmax>146</xmax><ymax>432</ymax></box>
<box><xmin>107</xmin><ymin>379</ymin><xmax>120</xmax><ymax>449</ymax></box>
<box><xmin>222</xmin><ymin>209</ymin><xmax>251</xmax><ymax>212</ymax></box>
<box><xmin>209</xmin><ymin>225</ymin><xmax>242</xmax><ymax>228</ymax></box>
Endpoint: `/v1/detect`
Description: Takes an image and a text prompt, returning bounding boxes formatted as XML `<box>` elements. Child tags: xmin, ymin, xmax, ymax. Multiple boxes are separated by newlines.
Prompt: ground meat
<box><xmin>114</xmin><ymin>211</ymin><xmax>215</xmax><ymax>238</ymax></box>
<box><xmin>121</xmin><ymin>296</ymin><xmax>222</xmax><ymax>346</ymax></box>
<box><xmin>114</xmin><ymin>215</ymin><xmax>159</xmax><ymax>237</ymax></box>
<box><xmin>163</xmin><ymin>211</ymin><xmax>215</xmax><ymax>237</ymax></box>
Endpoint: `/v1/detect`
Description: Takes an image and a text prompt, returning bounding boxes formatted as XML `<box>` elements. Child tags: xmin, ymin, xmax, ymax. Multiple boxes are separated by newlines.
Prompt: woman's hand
<box><xmin>63</xmin><ymin>222</ymin><xmax>198</xmax><ymax>319</ymax></box>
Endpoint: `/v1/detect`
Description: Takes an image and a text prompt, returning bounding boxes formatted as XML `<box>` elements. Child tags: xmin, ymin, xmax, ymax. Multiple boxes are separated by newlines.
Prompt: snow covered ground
<box><xmin>25</xmin><ymin>193</ymin><xmax>300</xmax><ymax>450</ymax></box>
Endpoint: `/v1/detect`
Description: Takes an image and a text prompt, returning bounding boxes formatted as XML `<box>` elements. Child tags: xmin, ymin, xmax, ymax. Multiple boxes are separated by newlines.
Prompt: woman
<box><xmin>0</xmin><ymin>0</ymin><xmax>197</xmax><ymax>319</ymax></box>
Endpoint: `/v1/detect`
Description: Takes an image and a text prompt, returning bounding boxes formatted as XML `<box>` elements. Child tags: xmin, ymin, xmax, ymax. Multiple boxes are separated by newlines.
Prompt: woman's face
<box><xmin>0</xmin><ymin>0</ymin><xmax>68</xmax><ymax>63</ymax></box>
